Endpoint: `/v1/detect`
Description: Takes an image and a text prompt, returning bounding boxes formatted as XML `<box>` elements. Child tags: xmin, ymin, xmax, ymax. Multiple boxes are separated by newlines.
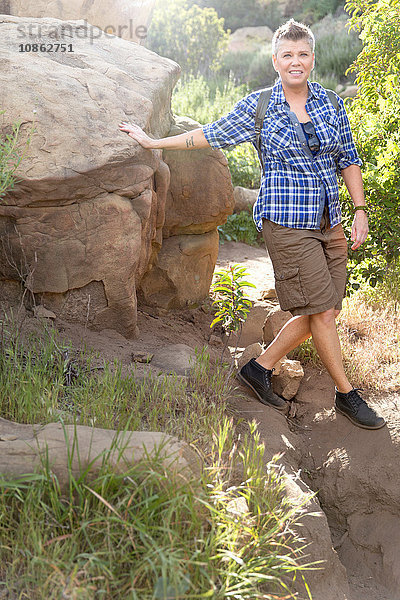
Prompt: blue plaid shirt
<box><xmin>202</xmin><ymin>80</ymin><xmax>362</xmax><ymax>230</ymax></box>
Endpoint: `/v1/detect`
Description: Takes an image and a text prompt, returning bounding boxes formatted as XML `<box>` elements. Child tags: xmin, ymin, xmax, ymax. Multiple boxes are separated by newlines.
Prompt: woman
<box><xmin>119</xmin><ymin>19</ymin><xmax>385</xmax><ymax>430</ymax></box>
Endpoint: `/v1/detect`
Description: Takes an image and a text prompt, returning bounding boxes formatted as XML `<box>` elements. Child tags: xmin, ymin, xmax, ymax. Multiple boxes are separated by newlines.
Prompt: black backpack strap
<box><xmin>255</xmin><ymin>87</ymin><xmax>272</xmax><ymax>176</ymax></box>
<box><xmin>326</xmin><ymin>89</ymin><xmax>340</xmax><ymax>113</ymax></box>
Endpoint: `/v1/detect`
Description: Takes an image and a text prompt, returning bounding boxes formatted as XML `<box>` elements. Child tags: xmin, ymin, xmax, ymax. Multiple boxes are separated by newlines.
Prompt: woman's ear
<box><xmin>272</xmin><ymin>54</ymin><xmax>278</xmax><ymax>72</ymax></box>
<box><xmin>311</xmin><ymin>52</ymin><xmax>315</xmax><ymax>71</ymax></box>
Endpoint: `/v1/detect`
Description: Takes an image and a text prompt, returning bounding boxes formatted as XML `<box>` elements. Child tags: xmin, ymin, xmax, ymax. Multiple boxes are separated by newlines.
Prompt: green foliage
<box><xmin>226</xmin><ymin>143</ymin><xmax>261</xmax><ymax>188</ymax></box>
<box><xmin>146</xmin><ymin>0</ymin><xmax>229</xmax><ymax>76</ymax></box>
<box><xmin>296</xmin><ymin>0</ymin><xmax>344</xmax><ymax>23</ymax></box>
<box><xmin>219</xmin><ymin>45</ymin><xmax>277</xmax><ymax>89</ymax></box>
<box><xmin>172</xmin><ymin>73</ymin><xmax>248</xmax><ymax>124</ymax></box>
<box><xmin>312</xmin><ymin>15</ymin><xmax>361</xmax><ymax>83</ymax></box>
<box><xmin>346</xmin><ymin>0</ymin><xmax>400</xmax><ymax>107</ymax></box>
<box><xmin>218</xmin><ymin>210</ymin><xmax>262</xmax><ymax>246</ymax></box>
<box><xmin>210</xmin><ymin>264</ymin><xmax>256</xmax><ymax>335</ymax></box>
<box><xmin>340</xmin><ymin>0</ymin><xmax>400</xmax><ymax>290</ymax></box>
<box><xmin>187</xmin><ymin>0</ymin><xmax>284</xmax><ymax>32</ymax></box>
<box><xmin>0</xmin><ymin>112</ymin><xmax>33</xmax><ymax>201</ymax></box>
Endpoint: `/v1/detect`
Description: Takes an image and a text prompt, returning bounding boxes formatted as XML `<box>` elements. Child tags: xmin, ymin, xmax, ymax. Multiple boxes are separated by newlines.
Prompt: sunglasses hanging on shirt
<box><xmin>301</xmin><ymin>121</ymin><xmax>320</xmax><ymax>154</ymax></box>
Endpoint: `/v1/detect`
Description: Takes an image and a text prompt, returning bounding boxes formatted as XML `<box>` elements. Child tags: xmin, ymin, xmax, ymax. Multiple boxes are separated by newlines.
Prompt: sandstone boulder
<box><xmin>0</xmin><ymin>16</ymin><xmax>233</xmax><ymax>334</ymax></box>
<box><xmin>228</xmin><ymin>26</ymin><xmax>273</xmax><ymax>53</ymax></box>
<box><xmin>139</xmin><ymin>230</ymin><xmax>220</xmax><ymax>309</ymax></box>
<box><xmin>0</xmin><ymin>417</ymin><xmax>199</xmax><ymax>491</ymax></box>
<box><xmin>233</xmin><ymin>186</ymin><xmax>258</xmax><ymax>214</ymax></box>
<box><xmin>0</xmin><ymin>15</ymin><xmax>179</xmax><ymax>336</ymax></box>
<box><xmin>263</xmin><ymin>305</ymin><xmax>293</xmax><ymax>345</ymax></box>
<box><xmin>151</xmin><ymin>343</ymin><xmax>196</xmax><ymax>376</ymax></box>
<box><xmin>3</xmin><ymin>0</ymin><xmax>155</xmax><ymax>44</ymax></box>
<box><xmin>162</xmin><ymin>116</ymin><xmax>234</xmax><ymax>237</ymax></box>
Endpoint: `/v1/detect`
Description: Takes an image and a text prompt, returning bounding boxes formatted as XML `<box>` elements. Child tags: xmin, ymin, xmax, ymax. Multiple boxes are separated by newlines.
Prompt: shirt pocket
<box><xmin>261</xmin><ymin>118</ymin><xmax>292</xmax><ymax>155</ymax></box>
<box><xmin>318</xmin><ymin>112</ymin><xmax>341</xmax><ymax>149</ymax></box>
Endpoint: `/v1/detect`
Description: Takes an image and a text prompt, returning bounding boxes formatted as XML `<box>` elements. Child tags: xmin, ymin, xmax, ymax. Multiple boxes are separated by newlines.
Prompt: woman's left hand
<box><xmin>351</xmin><ymin>210</ymin><xmax>369</xmax><ymax>250</ymax></box>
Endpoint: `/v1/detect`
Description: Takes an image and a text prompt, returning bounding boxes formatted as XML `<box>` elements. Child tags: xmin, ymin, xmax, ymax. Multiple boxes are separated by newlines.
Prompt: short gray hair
<box><xmin>272</xmin><ymin>19</ymin><xmax>315</xmax><ymax>55</ymax></box>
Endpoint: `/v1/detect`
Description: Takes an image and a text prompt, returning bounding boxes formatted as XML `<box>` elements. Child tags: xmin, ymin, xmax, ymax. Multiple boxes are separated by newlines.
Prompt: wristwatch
<box><xmin>354</xmin><ymin>205</ymin><xmax>368</xmax><ymax>215</ymax></box>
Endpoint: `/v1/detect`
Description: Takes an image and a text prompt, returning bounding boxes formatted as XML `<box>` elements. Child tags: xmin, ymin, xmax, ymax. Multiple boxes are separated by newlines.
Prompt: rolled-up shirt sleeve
<box><xmin>336</xmin><ymin>97</ymin><xmax>363</xmax><ymax>170</ymax></box>
<box><xmin>202</xmin><ymin>94</ymin><xmax>257</xmax><ymax>149</ymax></box>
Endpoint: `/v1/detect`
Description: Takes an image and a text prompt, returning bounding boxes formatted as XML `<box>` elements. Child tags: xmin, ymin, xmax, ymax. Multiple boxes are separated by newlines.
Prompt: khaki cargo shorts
<box><xmin>262</xmin><ymin>211</ymin><xmax>348</xmax><ymax>316</ymax></box>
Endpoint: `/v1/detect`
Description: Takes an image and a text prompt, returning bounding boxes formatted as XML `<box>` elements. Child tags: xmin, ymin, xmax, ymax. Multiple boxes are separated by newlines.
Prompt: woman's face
<box><xmin>272</xmin><ymin>38</ymin><xmax>314</xmax><ymax>90</ymax></box>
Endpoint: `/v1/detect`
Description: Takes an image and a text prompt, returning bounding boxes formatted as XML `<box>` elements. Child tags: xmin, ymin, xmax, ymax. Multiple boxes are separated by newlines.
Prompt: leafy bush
<box><xmin>225</xmin><ymin>143</ymin><xmax>261</xmax><ymax>189</ymax></box>
<box><xmin>146</xmin><ymin>0</ymin><xmax>228</xmax><ymax>76</ymax></box>
<box><xmin>296</xmin><ymin>0</ymin><xmax>345</xmax><ymax>23</ymax></box>
<box><xmin>218</xmin><ymin>210</ymin><xmax>262</xmax><ymax>245</ymax></box>
<box><xmin>312</xmin><ymin>15</ymin><xmax>361</xmax><ymax>83</ymax></box>
<box><xmin>172</xmin><ymin>73</ymin><xmax>248</xmax><ymax>124</ymax></box>
<box><xmin>340</xmin><ymin>0</ymin><xmax>400</xmax><ymax>290</ymax></box>
<box><xmin>187</xmin><ymin>0</ymin><xmax>284</xmax><ymax>32</ymax></box>
<box><xmin>0</xmin><ymin>113</ymin><xmax>33</xmax><ymax>201</ymax></box>
<box><xmin>219</xmin><ymin>45</ymin><xmax>277</xmax><ymax>89</ymax></box>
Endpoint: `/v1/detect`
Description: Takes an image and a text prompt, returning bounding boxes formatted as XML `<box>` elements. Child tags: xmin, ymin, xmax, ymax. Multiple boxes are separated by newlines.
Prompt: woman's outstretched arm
<box><xmin>118</xmin><ymin>122</ymin><xmax>210</xmax><ymax>150</ymax></box>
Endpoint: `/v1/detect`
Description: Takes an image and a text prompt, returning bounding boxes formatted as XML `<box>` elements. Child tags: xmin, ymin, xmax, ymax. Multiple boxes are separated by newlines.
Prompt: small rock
<box><xmin>237</xmin><ymin>342</ymin><xmax>262</xmax><ymax>369</ymax></box>
<box><xmin>263</xmin><ymin>305</ymin><xmax>292</xmax><ymax>345</ymax></box>
<box><xmin>273</xmin><ymin>358</ymin><xmax>304</xmax><ymax>400</ymax></box>
<box><xmin>260</xmin><ymin>287</ymin><xmax>277</xmax><ymax>300</ymax></box>
<box><xmin>33</xmin><ymin>304</ymin><xmax>56</xmax><ymax>320</ymax></box>
<box><xmin>151</xmin><ymin>344</ymin><xmax>196</xmax><ymax>376</ymax></box>
<box><xmin>227</xmin><ymin>496</ymin><xmax>249</xmax><ymax>516</ymax></box>
<box><xmin>209</xmin><ymin>334</ymin><xmax>224</xmax><ymax>347</ymax></box>
<box><xmin>131</xmin><ymin>351</ymin><xmax>154</xmax><ymax>364</ymax></box>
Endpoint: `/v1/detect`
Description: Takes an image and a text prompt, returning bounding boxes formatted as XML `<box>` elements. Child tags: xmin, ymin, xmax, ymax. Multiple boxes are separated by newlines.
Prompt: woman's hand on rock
<box><xmin>118</xmin><ymin>122</ymin><xmax>156</xmax><ymax>149</ymax></box>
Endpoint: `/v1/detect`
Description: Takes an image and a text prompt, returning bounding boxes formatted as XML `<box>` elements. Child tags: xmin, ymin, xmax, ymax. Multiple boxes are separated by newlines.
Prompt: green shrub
<box><xmin>187</xmin><ymin>0</ymin><xmax>284</xmax><ymax>32</ymax></box>
<box><xmin>0</xmin><ymin>112</ymin><xmax>33</xmax><ymax>201</ymax></box>
<box><xmin>218</xmin><ymin>210</ymin><xmax>261</xmax><ymax>246</ymax></box>
<box><xmin>219</xmin><ymin>45</ymin><xmax>277</xmax><ymax>89</ymax></box>
<box><xmin>146</xmin><ymin>0</ymin><xmax>228</xmax><ymax>76</ymax></box>
<box><xmin>296</xmin><ymin>0</ymin><xmax>344</xmax><ymax>23</ymax></box>
<box><xmin>312</xmin><ymin>15</ymin><xmax>361</xmax><ymax>83</ymax></box>
<box><xmin>172</xmin><ymin>73</ymin><xmax>248</xmax><ymax>124</ymax></box>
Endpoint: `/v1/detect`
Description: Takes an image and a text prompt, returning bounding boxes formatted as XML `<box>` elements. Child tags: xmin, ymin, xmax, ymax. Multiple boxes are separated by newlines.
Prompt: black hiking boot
<box><xmin>237</xmin><ymin>358</ymin><xmax>287</xmax><ymax>411</ymax></box>
<box><xmin>335</xmin><ymin>388</ymin><xmax>386</xmax><ymax>430</ymax></box>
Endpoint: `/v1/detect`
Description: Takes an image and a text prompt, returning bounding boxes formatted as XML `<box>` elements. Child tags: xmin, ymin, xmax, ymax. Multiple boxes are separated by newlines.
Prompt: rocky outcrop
<box><xmin>2</xmin><ymin>0</ymin><xmax>155</xmax><ymax>43</ymax></box>
<box><xmin>138</xmin><ymin>116</ymin><xmax>234</xmax><ymax>309</ymax></box>
<box><xmin>0</xmin><ymin>15</ymin><xmax>233</xmax><ymax>335</ymax></box>
<box><xmin>0</xmin><ymin>417</ymin><xmax>199</xmax><ymax>491</ymax></box>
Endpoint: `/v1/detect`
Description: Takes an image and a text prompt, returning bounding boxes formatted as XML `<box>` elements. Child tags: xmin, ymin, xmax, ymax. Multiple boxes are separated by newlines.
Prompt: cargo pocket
<box><xmin>274</xmin><ymin>267</ymin><xmax>308</xmax><ymax>311</ymax></box>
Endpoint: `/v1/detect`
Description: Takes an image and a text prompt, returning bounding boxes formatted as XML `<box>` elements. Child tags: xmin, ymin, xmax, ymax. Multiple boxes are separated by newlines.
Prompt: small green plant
<box><xmin>210</xmin><ymin>264</ymin><xmax>256</xmax><ymax>363</ymax></box>
<box><xmin>0</xmin><ymin>111</ymin><xmax>34</xmax><ymax>201</ymax></box>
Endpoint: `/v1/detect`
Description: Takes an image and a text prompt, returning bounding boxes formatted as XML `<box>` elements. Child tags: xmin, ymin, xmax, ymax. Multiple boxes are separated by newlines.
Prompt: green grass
<box><xmin>0</xmin><ymin>315</ymin><xmax>314</xmax><ymax>599</ymax></box>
